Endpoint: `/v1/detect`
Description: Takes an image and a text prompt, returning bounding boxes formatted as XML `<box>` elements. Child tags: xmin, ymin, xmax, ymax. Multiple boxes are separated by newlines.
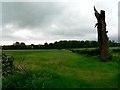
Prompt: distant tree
<box><xmin>2</xmin><ymin>40</ymin><xmax>119</xmax><ymax>50</ymax></box>
<box><xmin>48</xmin><ymin>43</ymin><xmax>54</xmax><ymax>49</ymax></box>
<box><xmin>13</xmin><ymin>42</ymin><xmax>20</xmax><ymax>49</ymax></box>
<box><xmin>19</xmin><ymin>42</ymin><xmax>26</xmax><ymax>49</ymax></box>
<box><xmin>13</xmin><ymin>42</ymin><xmax>20</xmax><ymax>46</ymax></box>
<box><xmin>80</xmin><ymin>41</ymin><xmax>85</xmax><ymax>48</ymax></box>
<box><xmin>90</xmin><ymin>41</ymin><xmax>98</xmax><ymax>47</ymax></box>
<box><xmin>30</xmin><ymin>44</ymin><xmax>34</xmax><ymax>49</ymax></box>
<box><xmin>38</xmin><ymin>44</ymin><xmax>42</xmax><ymax>49</ymax></box>
<box><xmin>84</xmin><ymin>40</ymin><xmax>90</xmax><ymax>48</ymax></box>
<box><xmin>44</xmin><ymin>42</ymin><xmax>49</xmax><ymax>49</ymax></box>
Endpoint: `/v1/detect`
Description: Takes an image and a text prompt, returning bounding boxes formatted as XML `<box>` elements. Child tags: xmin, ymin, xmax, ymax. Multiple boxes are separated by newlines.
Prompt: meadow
<box><xmin>2</xmin><ymin>47</ymin><xmax>119</xmax><ymax>88</ymax></box>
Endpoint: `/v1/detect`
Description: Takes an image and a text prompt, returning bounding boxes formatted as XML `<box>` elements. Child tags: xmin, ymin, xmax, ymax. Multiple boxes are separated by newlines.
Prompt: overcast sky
<box><xmin>0</xmin><ymin>0</ymin><xmax>119</xmax><ymax>45</ymax></box>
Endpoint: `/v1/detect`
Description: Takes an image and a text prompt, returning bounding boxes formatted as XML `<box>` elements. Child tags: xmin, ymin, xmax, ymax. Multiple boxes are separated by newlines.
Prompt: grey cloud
<box><xmin>109</xmin><ymin>35</ymin><xmax>118</xmax><ymax>42</ymax></box>
<box><xmin>3</xmin><ymin>2</ymin><xmax>96</xmax><ymax>39</ymax></box>
<box><xmin>2</xmin><ymin>28</ymin><xmax>21</xmax><ymax>41</ymax></box>
<box><xmin>2</xmin><ymin>2</ymin><xmax>65</xmax><ymax>29</ymax></box>
<box><xmin>47</xmin><ymin>27</ymin><xmax>96</xmax><ymax>37</ymax></box>
<box><xmin>1</xmin><ymin>1</ymin><xmax>119</xmax><ymax>45</ymax></box>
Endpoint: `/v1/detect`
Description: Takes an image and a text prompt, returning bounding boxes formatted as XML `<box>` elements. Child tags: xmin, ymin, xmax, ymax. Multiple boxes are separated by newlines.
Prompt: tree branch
<box><xmin>94</xmin><ymin>6</ymin><xmax>100</xmax><ymax>20</ymax></box>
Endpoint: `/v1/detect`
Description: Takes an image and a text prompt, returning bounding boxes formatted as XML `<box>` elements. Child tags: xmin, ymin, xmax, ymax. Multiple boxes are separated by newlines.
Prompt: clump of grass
<box><xmin>1</xmin><ymin>54</ymin><xmax>56</xmax><ymax>89</ymax></box>
<box><xmin>2</xmin><ymin>68</ymin><xmax>60</xmax><ymax>89</ymax></box>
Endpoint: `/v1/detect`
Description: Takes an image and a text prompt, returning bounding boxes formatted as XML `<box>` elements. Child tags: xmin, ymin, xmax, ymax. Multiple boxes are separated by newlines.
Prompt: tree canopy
<box><xmin>2</xmin><ymin>40</ymin><xmax>120</xmax><ymax>50</ymax></box>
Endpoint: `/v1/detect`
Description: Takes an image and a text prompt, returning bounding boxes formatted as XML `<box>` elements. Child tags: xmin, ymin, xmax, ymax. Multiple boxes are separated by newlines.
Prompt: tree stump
<box><xmin>94</xmin><ymin>6</ymin><xmax>110</xmax><ymax>61</ymax></box>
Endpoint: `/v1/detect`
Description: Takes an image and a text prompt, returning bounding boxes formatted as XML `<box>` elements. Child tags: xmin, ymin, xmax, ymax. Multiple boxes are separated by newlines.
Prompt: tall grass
<box><xmin>2</xmin><ymin>48</ymin><xmax>119</xmax><ymax>88</ymax></box>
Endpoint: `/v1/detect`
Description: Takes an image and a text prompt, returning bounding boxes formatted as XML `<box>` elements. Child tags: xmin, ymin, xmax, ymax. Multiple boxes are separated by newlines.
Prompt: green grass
<box><xmin>2</xmin><ymin>48</ymin><xmax>119</xmax><ymax>88</ymax></box>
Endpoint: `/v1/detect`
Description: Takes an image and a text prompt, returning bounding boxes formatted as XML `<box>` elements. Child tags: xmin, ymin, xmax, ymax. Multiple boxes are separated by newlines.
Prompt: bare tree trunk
<box><xmin>94</xmin><ymin>7</ymin><xmax>110</xmax><ymax>61</ymax></box>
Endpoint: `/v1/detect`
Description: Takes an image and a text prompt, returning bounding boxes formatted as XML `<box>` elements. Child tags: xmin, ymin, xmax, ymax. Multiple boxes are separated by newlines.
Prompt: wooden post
<box><xmin>94</xmin><ymin>6</ymin><xmax>110</xmax><ymax>61</ymax></box>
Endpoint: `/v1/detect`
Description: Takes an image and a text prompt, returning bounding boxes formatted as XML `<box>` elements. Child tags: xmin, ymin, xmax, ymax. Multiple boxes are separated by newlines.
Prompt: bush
<box><xmin>112</xmin><ymin>49</ymin><xmax>120</xmax><ymax>52</ymax></box>
<box><xmin>69</xmin><ymin>49</ymin><xmax>99</xmax><ymax>56</ymax></box>
<box><xmin>2</xmin><ymin>53</ymin><xmax>15</xmax><ymax>76</ymax></box>
<box><xmin>86</xmin><ymin>49</ymin><xmax>99</xmax><ymax>56</ymax></box>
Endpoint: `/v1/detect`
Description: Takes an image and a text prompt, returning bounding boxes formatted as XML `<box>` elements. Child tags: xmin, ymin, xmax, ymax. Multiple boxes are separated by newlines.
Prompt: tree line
<box><xmin>2</xmin><ymin>40</ymin><xmax>120</xmax><ymax>50</ymax></box>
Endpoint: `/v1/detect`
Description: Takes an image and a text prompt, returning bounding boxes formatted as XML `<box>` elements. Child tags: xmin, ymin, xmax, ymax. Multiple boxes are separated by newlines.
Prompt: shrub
<box><xmin>69</xmin><ymin>49</ymin><xmax>99</xmax><ymax>56</ymax></box>
<box><xmin>87</xmin><ymin>49</ymin><xmax>99</xmax><ymax>56</ymax></box>
<box><xmin>2</xmin><ymin>53</ymin><xmax>15</xmax><ymax>76</ymax></box>
<box><xmin>112</xmin><ymin>49</ymin><xmax>120</xmax><ymax>52</ymax></box>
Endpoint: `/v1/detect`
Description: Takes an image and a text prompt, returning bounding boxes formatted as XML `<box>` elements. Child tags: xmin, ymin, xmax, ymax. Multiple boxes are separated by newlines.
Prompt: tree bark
<box><xmin>94</xmin><ymin>7</ymin><xmax>110</xmax><ymax>61</ymax></box>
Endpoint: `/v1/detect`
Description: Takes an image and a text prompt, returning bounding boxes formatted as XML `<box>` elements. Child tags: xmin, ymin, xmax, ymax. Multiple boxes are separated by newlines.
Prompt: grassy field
<box><xmin>2</xmin><ymin>47</ymin><xmax>119</xmax><ymax>88</ymax></box>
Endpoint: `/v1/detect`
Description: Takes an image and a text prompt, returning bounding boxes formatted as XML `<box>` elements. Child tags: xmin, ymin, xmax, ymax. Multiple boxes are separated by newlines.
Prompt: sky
<box><xmin>0</xmin><ymin>0</ymin><xmax>119</xmax><ymax>45</ymax></box>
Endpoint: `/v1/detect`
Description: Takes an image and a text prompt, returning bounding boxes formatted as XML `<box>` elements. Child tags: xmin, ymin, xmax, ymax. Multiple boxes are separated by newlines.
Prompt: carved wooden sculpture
<box><xmin>94</xmin><ymin>6</ymin><xmax>110</xmax><ymax>61</ymax></box>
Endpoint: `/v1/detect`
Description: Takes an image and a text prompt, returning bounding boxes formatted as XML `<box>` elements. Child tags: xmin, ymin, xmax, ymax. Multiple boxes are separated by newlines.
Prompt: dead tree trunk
<box><xmin>94</xmin><ymin>6</ymin><xmax>110</xmax><ymax>61</ymax></box>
